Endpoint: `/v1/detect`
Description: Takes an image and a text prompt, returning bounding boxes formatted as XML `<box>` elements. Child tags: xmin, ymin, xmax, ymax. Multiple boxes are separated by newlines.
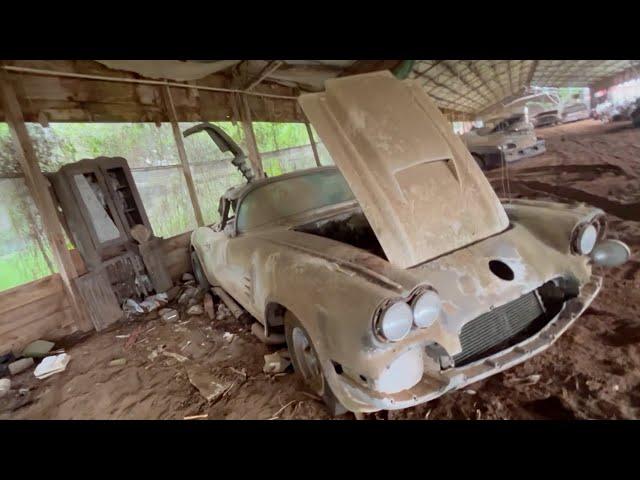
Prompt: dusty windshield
<box><xmin>236</xmin><ymin>169</ymin><xmax>355</xmax><ymax>232</ymax></box>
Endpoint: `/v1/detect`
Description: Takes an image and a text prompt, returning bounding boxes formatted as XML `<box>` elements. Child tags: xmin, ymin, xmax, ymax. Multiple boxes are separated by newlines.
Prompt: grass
<box><xmin>0</xmin><ymin>246</ymin><xmax>54</xmax><ymax>291</ymax></box>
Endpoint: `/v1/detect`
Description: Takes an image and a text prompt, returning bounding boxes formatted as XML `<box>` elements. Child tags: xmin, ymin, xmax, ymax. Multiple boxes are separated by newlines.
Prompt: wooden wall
<box><xmin>0</xmin><ymin>232</ymin><xmax>193</xmax><ymax>354</ymax></box>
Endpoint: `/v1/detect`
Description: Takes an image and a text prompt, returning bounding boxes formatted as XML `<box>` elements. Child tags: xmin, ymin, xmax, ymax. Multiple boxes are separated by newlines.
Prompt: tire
<box><xmin>284</xmin><ymin>311</ymin><xmax>347</xmax><ymax>416</ymax></box>
<box><xmin>190</xmin><ymin>248</ymin><xmax>210</xmax><ymax>290</ymax></box>
<box><xmin>471</xmin><ymin>153</ymin><xmax>486</xmax><ymax>170</ymax></box>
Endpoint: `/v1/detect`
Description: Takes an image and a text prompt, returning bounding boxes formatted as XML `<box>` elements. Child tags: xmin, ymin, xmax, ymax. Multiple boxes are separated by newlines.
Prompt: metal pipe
<box><xmin>1</xmin><ymin>65</ymin><xmax>298</xmax><ymax>101</ymax></box>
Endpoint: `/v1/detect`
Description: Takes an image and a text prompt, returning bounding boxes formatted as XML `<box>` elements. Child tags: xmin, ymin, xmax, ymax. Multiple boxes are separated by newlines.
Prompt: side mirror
<box><xmin>591</xmin><ymin>239</ymin><xmax>631</xmax><ymax>267</ymax></box>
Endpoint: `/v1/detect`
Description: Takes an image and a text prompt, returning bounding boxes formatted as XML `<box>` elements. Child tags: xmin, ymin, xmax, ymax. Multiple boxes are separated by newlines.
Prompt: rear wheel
<box><xmin>190</xmin><ymin>248</ymin><xmax>210</xmax><ymax>290</ymax></box>
<box><xmin>284</xmin><ymin>311</ymin><xmax>347</xmax><ymax>416</ymax></box>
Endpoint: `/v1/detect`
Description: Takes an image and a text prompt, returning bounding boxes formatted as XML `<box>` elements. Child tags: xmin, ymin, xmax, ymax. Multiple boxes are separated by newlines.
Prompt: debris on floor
<box><xmin>108</xmin><ymin>358</ymin><xmax>127</xmax><ymax>367</ymax></box>
<box><xmin>9</xmin><ymin>358</ymin><xmax>34</xmax><ymax>376</ymax></box>
<box><xmin>263</xmin><ymin>350</ymin><xmax>291</xmax><ymax>374</ymax></box>
<box><xmin>187</xmin><ymin>365</ymin><xmax>236</xmax><ymax>402</ymax></box>
<box><xmin>22</xmin><ymin>340</ymin><xmax>55</xmax><ymax>358</ymax></box>
<box><xmin>204</xmin><ymin>293</ymin><xmax>214</xmax><ymax>320</ymax></box>
<box><xmin>160</xmin><ymin>309</ymin><xmax>179</xmax><ymax>322</ymax></box>
<box><xmin>222</xmin><ymin>332</ymin><xmax>236</xmax><ymax>343</ymax></box>
<box><xmin>187</xmin><ymin>305</ymin><xmax>204</xmax><ymax>316</ymax></box>
<box><xmin>0</xmin><ymin>378</ymin><xmax>10</xmax><ymax>398</ymax></box>
<box><xmin>34</xmin><ymin>353</ymin><xmax>70</xmax><ymax>379</ymax></box>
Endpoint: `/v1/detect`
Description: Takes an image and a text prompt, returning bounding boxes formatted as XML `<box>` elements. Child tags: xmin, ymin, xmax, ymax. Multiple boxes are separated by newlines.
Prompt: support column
<box><xmin>0</xmin><ymin>68</ymin><xmax>91</xmax><ymax>331</ymax></box>
<box><xmin>238</xmin><ymin>94</ymin><xmax>265</xmax><ymax>179</ymax></box>
<box><xmin>161</xmin><ymin>84</ymin><xmax>205</xmax><ymax>227</ymax></box>
<box><xmin>305</xmin><ymin>121</ymin><xmax>322</xmax><ymax>167</ymax></box>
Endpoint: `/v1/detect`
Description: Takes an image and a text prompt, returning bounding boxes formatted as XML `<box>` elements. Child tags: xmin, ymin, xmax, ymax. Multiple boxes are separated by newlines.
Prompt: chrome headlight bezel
<box><xmin>410</xmin><ymin>288</ymin><xmax>442</xmax><ymax>329</ymax></box>
<box><xmin>373</xmin><ymin>300</ymin><xmax>413</xmax><ymax>343</ymax></box>
<box><xmin>571</xmin><ymin>215</ymin><xmax>606</xmax><ymax>255</ymax></box>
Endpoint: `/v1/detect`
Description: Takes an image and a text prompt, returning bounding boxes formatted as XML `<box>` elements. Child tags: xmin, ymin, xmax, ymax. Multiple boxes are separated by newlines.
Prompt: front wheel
<box><xmin>190</xmin><ymin>248</ymin><xmax>210</xmax><ymax>290</ymax></box>
<box><xmin>284</xmin><ymin>311</ymin><xmax>347</xmax><ymax>416</ymax></box>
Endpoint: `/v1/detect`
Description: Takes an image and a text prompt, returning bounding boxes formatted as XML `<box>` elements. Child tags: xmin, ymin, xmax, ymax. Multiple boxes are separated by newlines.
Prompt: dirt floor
<box><xmin>3</xmin><ymin>119</ymin><xmax>640</xmax><ymax>420</ymax></box>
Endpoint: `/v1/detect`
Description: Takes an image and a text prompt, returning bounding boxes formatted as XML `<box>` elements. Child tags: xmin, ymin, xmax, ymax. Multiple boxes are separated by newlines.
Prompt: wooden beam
<box><xmin>0</xmin><ymin>68</ymin><xmax>91</xmax><ymax>331</ymax></box>
<box><xmin>412</xmin><ymin>61</ymin><xmax>442</xmax><ymax>79</ymax></box>
<box><xmin>525</xmin><ymin>60</ymin><xmax>539</xmax><ymax>87</ymax></box>
<box><xmin>423</xmin><ymin>74</ymin><xmax>486</xmax><ymax>110</ymax></box>
<box><xmin>245</xmin><ymin>61</ymin><xmax>284</xmax><ymax>91</ymax></box>
<box><xmin>161</xmin><ymin>84</ymin><xmax>205</xmax><ymax>227</ymax></box>
<box><xmin>507</xmin><ymin>60</ymin><xmax>514</xmax><ymax>96</ymax></box>
<box><xmin>238</xmin><ymin>94</ymin><xmax>265</xmax><ymax>179</ymax></box>
<box><xmin>305</xmin><ymin>122</ymin><xmax>322</xmax><ymax>167</ymax></box>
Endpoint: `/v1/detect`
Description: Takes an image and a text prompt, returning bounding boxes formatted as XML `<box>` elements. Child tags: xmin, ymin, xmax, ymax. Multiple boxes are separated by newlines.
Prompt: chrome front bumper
<box><xmin>331</xmin><ymin>276</ymin><xmax>602</xmax><ymax>413</ymax></box>
<box><xmin>503</xmin><ymin>139</ymin><xmax>547</xmax><ymax>163</ymax></box>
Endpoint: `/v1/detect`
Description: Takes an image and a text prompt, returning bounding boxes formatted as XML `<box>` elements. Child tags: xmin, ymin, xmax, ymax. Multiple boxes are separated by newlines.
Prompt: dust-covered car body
<box><xmin>532</xmin><ymin>109</ymin><xmax>562</xmax><ymax>128</ymax></box>
<box><xmin>462</xmin><ymin>114</ymin><xmax>546</xmax><ymax>169</ymax></box>
<box><xmin>561</xmin><ymin>102</ymin><xmax>591</xmax><ymax>123</ymax></box>
<box><xmin>191</xmin><ymin>72</ymin><xmax>629</xmax><ymax>413</ymax></box>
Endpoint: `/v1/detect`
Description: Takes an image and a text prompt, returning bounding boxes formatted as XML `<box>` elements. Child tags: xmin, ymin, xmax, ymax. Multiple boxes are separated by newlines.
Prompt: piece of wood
<box><xmin>244</xmin><ymin>61</ymin><xmax>284</xmax><ymax>91</ymax></box>
<box><xmin>73</xmin><ymin>268</ymin><xmax>122</xmax><ymax>331</ymax></box>
<box><xmin>305</xmin><ymin>121</ymin><xmax>322</xmax><ymax>167</ymax></box>
<box><xmin>238</xmin><ymin>95</ymin><xmax>265</xmax><ymax>179</ymax></box>
<box><xmin>0</xmin><ymin>67</ymin><xmax>91</xmax><ymax>331</ymax></box>
<box><xmin>161</xmin><ymin>84</ymin><xmax>205</xmax><ymax>227</ymax></box>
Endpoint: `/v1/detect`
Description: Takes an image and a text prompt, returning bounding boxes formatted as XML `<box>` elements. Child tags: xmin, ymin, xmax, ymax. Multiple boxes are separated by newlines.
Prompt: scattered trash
<box><xmin>187</xmin><ymin>365</ymin><xmax>235</xmax><ymax>402</ymax></box>
<box><xmin>34</xmin><ymin>353</ymin><xmax>70</xmax><ymax>379</ymax></box>
<box><xmin>9</xmin><ymin>357</ymin><xmax>35</xmax><ymax>375</ymax></box>
<box><xmin>18</xmin><ymin>387</ymin><xmax>29</xmax><ymax>396</ymax></box>
<box><xmin>425</xmin><ymin>409</ymin><xmax>432</xmax><ymax>420</ymax></box>
<box><xmin>162</xmin><ymin>351</ymin><xmax>189</xmax><ymax>363</ymax></box>
<box><xmin>139</xmin><ymin>293</ymin><xmax>168</xmax><ymax>312</ymax></box>
<box><xmin>115</xmin><ymin>334</ymin><xmax>130</xmax><ymax>339</ymax></box>
<box><xmin>182</xmin><ymin>273</ymin><xmax>194</xmax><ymax>282</ymax></box>
<box><xmin>165</xmin><ymin>286</ymin><xmax>181</xmax><ymax>302</ymax></box>
<box><xmin>263</xmin><ymin>350</ymin><xmax>291</xmax><ymax>374</ymax></box>
<box><xmin>160</xmin><ymin>309</ymin><xmax>179</xmax><ymax>322</ymax></box>
<box><xmin>184</xmin><ymin>413</ymin><xmax>208</xmax><ymax>420</ymax></box>
<box><xmin>183</xmin><ymin>280</ymin><xmax>196</xmax><ymax>287</ymax></box>
<box><xmin>147</xmin><ymin>345</ymin><xmax>166</xmax><ymax>361</ymax></box>
<box><xmin>613</xmin><ymin>384</ymin><xmax>620</xmax><ymax>392</ymax></box>
<box><xmin>124</xmin><ymin>325</ymin><xmax>145</xmax><ymax>350</ymax></box>
<box><xmin>216</xmin><ymin>303</ymin><xmax>231</xmax><ymax>320</ymax></box>
<box><xmin>178</xmin><ymin>287</ymin><xmax>198</xmax><ymax>305</ymax></box>
<box><xmin>123</xmin><ymin>298</ymin><xmax>144</xmax><ymax>315</ymax></box>
<box><xmin>465</xmin><ymin>389</ymin><xmax>477</xmax><ymax>395</ymax></box>
<box><xmin>0</xmin><ymin>378</ymin><xmax>10</xmax><ymax>398</ymax></box>
<box><xmin>22</xmin><ymin>340</ymin><xmax>55</xmax><ymax>358</ymax></box>
<box><xmin>204</xmin><ymin>293</ymin><xmax>214</xmax><ymax>319</ymax></box>
<box><xmin>222</xmin><ymin>332</ymin><xmax>236</xmax><ymax>343</ymax></box>
<box><xmin>109</xmin><ymin>358</ymin><xmax>127</xmax><ymax>367</ymax></box>
<box><xmin>187</xmin><ymin>304</ymin><xmax>204</xmax><ymax>316</ymax></box>
<box><xmin>269</xmin><ymin>399</ymin><xmax>297</xmax><ymax>420</ymax></box>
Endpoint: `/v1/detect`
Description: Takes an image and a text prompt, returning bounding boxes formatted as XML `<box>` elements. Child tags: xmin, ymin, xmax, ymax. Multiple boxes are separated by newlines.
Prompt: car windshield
<box><xmin>236</xmin><ymin>169</ymin><xmax>355</xmax><ymax>232</ymax></box>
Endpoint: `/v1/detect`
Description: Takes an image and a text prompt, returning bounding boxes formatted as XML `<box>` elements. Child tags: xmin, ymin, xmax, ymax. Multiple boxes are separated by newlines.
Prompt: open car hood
<box><xmin>299</xmin><ymin>71</ymin><xmax>509</xmax><ymax>269</ymax></box>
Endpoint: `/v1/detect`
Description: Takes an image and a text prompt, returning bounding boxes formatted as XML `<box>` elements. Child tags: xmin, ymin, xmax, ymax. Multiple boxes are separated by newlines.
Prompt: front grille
<box><xmin>453</xmin><ymin>291</ymin><xmax>545</xmax><ymax>366</ymax></box>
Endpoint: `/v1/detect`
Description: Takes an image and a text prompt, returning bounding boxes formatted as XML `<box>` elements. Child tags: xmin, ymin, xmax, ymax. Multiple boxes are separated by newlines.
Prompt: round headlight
<box><xmin>412</xmin><ymin>290</ymin><xmax>441</xmax><ymax>328</ymax></box>
<box><xmin>575</xmin><ymin>223</ymin><xmax>598</xmax><ymax>255</ymax></box>
<box><xmin>376</xmin><ymin>301</ymin><xmax>413</xmax><ymax>342</ymax></box>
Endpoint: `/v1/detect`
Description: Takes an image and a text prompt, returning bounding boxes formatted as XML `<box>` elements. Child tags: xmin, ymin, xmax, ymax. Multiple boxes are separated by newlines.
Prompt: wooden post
<box><xmin>0</xmin><ymin>68</ymin><xmax>91</xmax><ymax>331</ymax></box>
<box><xmin>161</xmin><ymin>84</ymin><xmax>205</xmax><ymax>227</ymax></box>
<box><xmin>238</xmin><ymin>94</ymin><xmax>265</xmax><ymax>179</ymax></box>
<box><xmin>305</xmin><ymin>121</ymin><xmax>322</xmax><ymax>167</ymax></box>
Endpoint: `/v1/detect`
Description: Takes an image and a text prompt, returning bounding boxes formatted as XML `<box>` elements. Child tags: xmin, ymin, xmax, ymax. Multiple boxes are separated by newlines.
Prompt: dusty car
<box><xmin>189</xmin><ymin>72</ymin><xmax>631</xmax><ymax>414</ymax></box>
<box><xmin>532</xmin><ymin>109</ymin><xmax>562</xmax><ymax>128</ymax></box>
<box><xmin>561</xmin><ymin>102</ymin><xmax>591</xmax><ymax>123</ymax></box>
<box><xmin>462</xmin><ymin>114</ymin><xmax>546</xmax><ymax>170</ymax></box>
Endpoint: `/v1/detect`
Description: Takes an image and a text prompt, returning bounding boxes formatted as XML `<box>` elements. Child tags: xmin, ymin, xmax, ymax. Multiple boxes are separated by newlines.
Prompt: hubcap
<box><xmin>292</xmin><ymin>327</ymin><xmax>324</xmax><ymax>394</ymax></box>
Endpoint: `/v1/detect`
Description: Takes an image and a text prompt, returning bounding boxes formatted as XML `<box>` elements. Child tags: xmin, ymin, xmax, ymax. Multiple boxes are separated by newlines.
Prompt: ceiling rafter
<box><xmin>423</xmin><ymin>74</ymin><xmax>487</xmax><ymax>110</ymax></box>
<box><xmin>440</xmin><ymin>60</ymin><xmax>494</xmax><ymax>107</ymax></box>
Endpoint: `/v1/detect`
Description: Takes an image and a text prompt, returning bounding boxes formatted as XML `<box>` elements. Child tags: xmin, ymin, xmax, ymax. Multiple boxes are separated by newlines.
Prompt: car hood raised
<box><xmin>299</xmin><ymin>71</ymin><xmax>509</xmax><ymax>269</ymax></box>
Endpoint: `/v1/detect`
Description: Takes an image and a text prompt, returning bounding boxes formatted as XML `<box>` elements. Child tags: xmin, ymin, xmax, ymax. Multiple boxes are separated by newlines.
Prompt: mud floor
<box><xmin>2</xmin><ymin>119</ymin><xmax>640</xmax><ymax>420</ymax></box>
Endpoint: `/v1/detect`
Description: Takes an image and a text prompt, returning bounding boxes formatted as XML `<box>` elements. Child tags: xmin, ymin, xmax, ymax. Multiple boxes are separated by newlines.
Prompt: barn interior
<box><xmin>1</xmin><ymin>59</ymin><xmax>640</xmax><ymax>419</ymax></box>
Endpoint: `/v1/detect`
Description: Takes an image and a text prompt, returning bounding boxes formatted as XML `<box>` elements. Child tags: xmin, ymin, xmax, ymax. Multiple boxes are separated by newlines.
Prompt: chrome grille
<box><xmin>453</xmin><ymin>291</ymin><xmax>545</xmax><ymax>366</ymax></box>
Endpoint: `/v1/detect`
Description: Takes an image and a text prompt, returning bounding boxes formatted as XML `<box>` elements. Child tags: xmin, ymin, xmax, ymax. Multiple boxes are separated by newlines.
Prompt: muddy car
<box><xmin>462</xmin><ymin>114</ymin><xmax>546</xmax><ymax>170</ymax></box>
<box><xmin>532</xmin><ymin>109</ymin><xmax>561</xmax><ymax>128</ymax></box>
<box><xmin>561</xmin><ymin>102</ymin><xmax>591</xmax><ymax>123</ymax></box>
<box><xmin>189</xmin><ymin>72</ymin><xmax>631</xmax><ymax>414</ymax></box>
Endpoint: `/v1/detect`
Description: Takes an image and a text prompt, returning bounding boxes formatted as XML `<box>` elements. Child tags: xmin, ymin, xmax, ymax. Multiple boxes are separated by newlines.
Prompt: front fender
<box><xmin>503</xmin><ymin>199</ymin><xmax>605</xmax><ymax>254</ymax></box>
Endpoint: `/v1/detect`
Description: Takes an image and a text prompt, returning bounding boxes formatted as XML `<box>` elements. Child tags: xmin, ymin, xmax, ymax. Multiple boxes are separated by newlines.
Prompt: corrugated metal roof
<box><xmin>409</xmin><ymin>60</ymin><xmax>640</xmax><ymax>119</ymax></box>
